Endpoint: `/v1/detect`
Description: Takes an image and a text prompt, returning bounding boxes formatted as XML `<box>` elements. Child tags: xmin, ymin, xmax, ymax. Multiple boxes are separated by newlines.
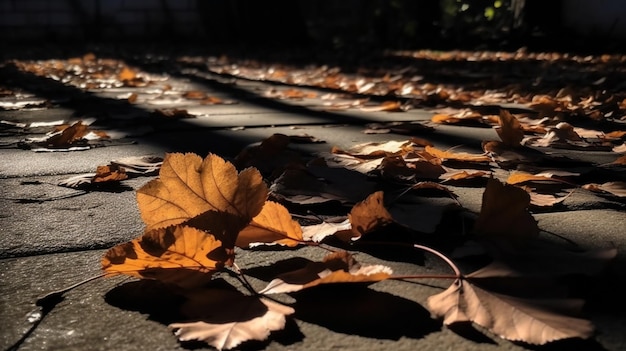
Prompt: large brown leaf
<box><xmin>137</xmin><ymin>153</ymin><xmax>267</xmax><ymax>231</ymax></box>
<box><xmin>102</xmin><ymin>225</ymin><xmax>231</xmax><ymax>288</ymax></box>
<box><xmin>427</xmin><ymin>265</ymin><xmax>594</xmax><ymax>345</ymax></box>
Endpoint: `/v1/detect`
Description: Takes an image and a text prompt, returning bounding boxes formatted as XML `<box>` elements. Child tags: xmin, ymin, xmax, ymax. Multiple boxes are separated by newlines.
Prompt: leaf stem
<box><xmin>413</xmin><ymin>244</ymin><xmax>462</xmax><ymax>278</ymax></box>
<box><xmin>231</xmin><ymin>263</ymin><xmax>259</xmax><ymax>296</ymax></box>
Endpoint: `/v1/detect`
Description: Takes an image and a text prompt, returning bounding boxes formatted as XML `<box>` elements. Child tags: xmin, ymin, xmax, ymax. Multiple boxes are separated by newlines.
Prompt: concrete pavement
<box><xmin>1</xmin><ymin>49</ymin><xmax>625</xmax><ymax>351</ymax></box>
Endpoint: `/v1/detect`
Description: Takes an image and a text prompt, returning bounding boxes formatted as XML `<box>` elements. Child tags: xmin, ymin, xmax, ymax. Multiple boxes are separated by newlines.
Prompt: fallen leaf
<box><xmin>153</xmin><ymin>108</ymin><xmax>195</xmax><ymax>119</ymax></box>
<box><xmin>93</xmin><ymin>164</ymin><xmax>128</xmax><ymax>183</ymax></box>
<box><xmin>183</xmin><ymin>90</ymin><xmax>208</xmax><ymax>100</ymax></box>
<box><xmin>171</xmin><ymin>294</ymin><xmax>294</xmax><ymax>351</ymax></box>
<box><xmin>495</xmin><ymin>110</ymin><xmax>524</xmax><ymax>147</ymax></box>
<box><xmin>582</xmin><ymin>181</ymin><xmax>626</xmax><ymax>197</ymax></box>
<box><xmin>505</xmin><ymin>171</ymin><xmax>570</xmax><ymax>185</ymax></box>
<box><xmin>332</xmin><ymin>140</ymin><xmax>418</xmax><ymax>159</ymax></box>
<box><xmin>423</xmin><ymin>145</ymin><xmax>491</xmax><ymax>163</ymax></box>
<box><xmin>136</xmin><ymin>153</ymin><xmax>267</xmax><ymax>231</ymax></box>
<box><xmin>118</xmin><ymin>66</ymin><xmax>137</xmax><ymax>81</ymax></box>
<box><xmin>359</xmin><ymin>100</ymin><xmax>404</xmax><ymax>112</ymax></box>
<box><xmin>427</xmin><ymin>269</ymin><xmax>594</xmax><ymax>345</ymax></box>
<box><xmin>259</xmin><ymin>251</ymin><xmax>392</xmax><ymax>294</ymax></box>
<box><xmin>111</xmin><ymin>155</ymin><xmax>163</xmax><ymax>176</ymax></box>
<box><xmin>345</xmin><ymin>191</ymin><xmax>394</xmax><ymax>239</ymax></box>
<box><xmin>363</xmin><ymin>121</ymin><xmax>434</xmax><ymax>134</ymax></box>
<box><xmin>102</xmin><ymin>225</ymin><xmax>231</xmax><ymax>288</ymax></box>
<box><xmin>377</xmin><ymin>156</ymin><xmax>446</xmax><ymax>182</ymax></box>
<box><xmin>45</xmin><ymin>120</ymin><xmax>89</xmax><ymax>147</ymax></box>
<box><xmin>236</xmin><ymin>201</ymin><xmax>304</xmax><ymax>248</ymax></box>
<box><xmin>472</xmin><ymin>178</ymin><xmax>539</xmax><ymax>244</ymax></box>
<box><xmin>302</xmin><ymin>218</ymin><xmax>352</xmax><ymax>242</ymax></box>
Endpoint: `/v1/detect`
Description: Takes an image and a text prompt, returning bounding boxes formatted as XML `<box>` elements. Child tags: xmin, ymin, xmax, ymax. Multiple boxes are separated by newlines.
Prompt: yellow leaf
<box><xmin>136</xmin><ymin>153</ymin><xmax>267</xmax><ymax>231</ymax></box>
<box><xmin>102</xmin><ymin>225</ymin><xmax>230</xmax><ymax>288</ymax></box>
<box><xmin>236</xmin><ymin>201</ymin><xmax>303</xmax><ymax>248</ymax></box>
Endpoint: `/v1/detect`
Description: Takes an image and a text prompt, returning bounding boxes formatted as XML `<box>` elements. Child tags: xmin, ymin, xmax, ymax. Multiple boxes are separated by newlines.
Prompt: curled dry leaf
<box><xmin>110</xmin><ymin>155</ymin><xmax>163</xmax><ymax>176</ymax></box>
<box><xmin>236</xmin><ymin>201</ymin><xmax>304</xmax><ymax>248</ymax></box>
<box><xmin>495</xmin><ymin>110</ymin><xmax>524</xmax><ymax>147</ymax></box>
<box><xmin>259</xmin><ymin>251</ymin><xmax>392</xmax><ymax>294</ymax></box>
<box><xmin>359</xmin><ymin>100</ymin><xmax>404</xmax><ymax>112</ymax></box>
<box><xmin>102</xmin><ymin>225</ymin><xmax>231</xmax><ymax>288</ymax></box>
<box><xmin>302</xmin><ymin>218</ymin><xmax>352</xmax><ymax>242</ymax></box>
<box><xmin>506</xmin><ymin>171</ymin><xmax>569</xmax><ymax>185</ymax></box>
<box><xmin>423</xmin><ymin>145</ymin><xmax>491</xmax><ymax>163</ymax></box>
<box><xmin>332</xmin><ymin>140</ymin><xmax>418</xmax><ymax>159</ymax></box>
<box><xmin>583</xmin><ymin>181</ymin><xmax>626</xmax><ymax>197</ymax></box>
<box><xmin>93</xmin><ymin>164</ymin><xmax>128</xmax><ymax>183</ymax></box>
<box><xmin>472</xmin><ymin>178</ymin><xmax>539</xmax><ymax>244</ymax></box>
<box><xmin>427</xmin><ymin>272</ymin><xmax>595</xmax><ymax>345</ymax></box>
<box><xmin>343</xmin><ymin>191</ymin><xmax>394</xmax><ymax>240</ymax></box>
<box><xmin>171</xmin><ymin>295</ymin><xmax>294</xmax><ymax>351</ymax></box>
<box><xmin>377</xmin><ymin>156</ymin><xmax>446</xmax><ymax>181</ymax></box>
<box><xmin>136</xmin><ymin>153</ymin><xmax>268</xmax><ymax>231</ymax></box>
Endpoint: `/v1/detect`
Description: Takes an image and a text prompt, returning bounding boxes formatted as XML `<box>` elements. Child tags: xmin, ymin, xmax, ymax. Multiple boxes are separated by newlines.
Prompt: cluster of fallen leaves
<box><xmin>102</xmin><ymin>121</ymin><xmax>618</xmax><ymax>349</ymax></box>
<box><xmin>181</xmin><ymin>49</ymin><xmax>626</xmax><ymax>122</ymax></box>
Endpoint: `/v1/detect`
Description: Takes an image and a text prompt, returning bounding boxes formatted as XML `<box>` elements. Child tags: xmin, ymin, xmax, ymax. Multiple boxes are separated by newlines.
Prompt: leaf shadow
<box><xmin>291</xmin><ymin>284</ymin><xmax>441</xmax><ymax>340</ymax></box>
<box><xmin>245</xmin><ymin>257</ymin><xmax>439</xmax><ymax>340</ymax></box>
<box><xmin>514</xmin><ymin>337</ymin><xmax>609</xmax><ymax>351</ymax></box>
<box><xmin>104</xmin><ymin>279</ymin><xmax>304</xmax><ymax>350</ymax></box>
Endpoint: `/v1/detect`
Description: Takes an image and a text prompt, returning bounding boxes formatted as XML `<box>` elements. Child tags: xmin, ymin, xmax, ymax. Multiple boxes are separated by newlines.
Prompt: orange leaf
<box><xmin>506</xmin><ymin>171</ymin><xmax>556</xmax><ymax>185</ymax></box>
<box><xmin>472</xmin><ymin>178</ymin><xmax>539</xmax><ymax>244</ymax></box>
<box><xmin>359</xmin><ymin>101</ymin><xmax>404</xmax><ymax>112</ymax></box>
<box><xmin>424</xmin><ymin>145</ymin><xmax>491</xmax><ymax>162</ymax></box>
<box><xmin>118</xmin><ymin>66</ymin><xmax>137</xmax><ymax>81</ymax></box>
<box><xmin>93</xmin><ymin>164</ymin><xmax>128</xmax><ymax>183</ymax></box>
<box><xmin>495</xmin><ymin>110</ymin><xmax>524</xmax><ymax>147</ymax></box>
<box><xmin>346</xmin><ymin>191</ymin><xmax>394</xmax><ymax>239</ymax></box>
<box><xmin>46</xmin><ymin>120</ymin><xmax>89</xmax><ymax>147</ymax></box>
<box><xmin>236</xmin><ymin>201</ymin><xmax>303</xmax><ymax>248</ymax></box>
<box><xmin>259</xmin><ymin>251</ymin><xmax>392</xmax><ymax>294</ymax></box>
<box><xmin>102</xmin><ymin>225</ymin><xmax>230</xmax><ymax>288</ymax></box>
<box><xmin>136</xmin><ymin>153</ymin><xmax>268</xmax><ymax>231</ymax></box>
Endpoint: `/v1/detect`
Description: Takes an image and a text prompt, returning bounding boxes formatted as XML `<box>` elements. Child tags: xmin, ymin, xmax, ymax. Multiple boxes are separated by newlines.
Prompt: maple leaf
<box><xmin>236</xmin><ymin>201</ymin><xmax>304</xmax><ymax>248</ymax></box>
<box><xmin>136</xmin><ymin>153</ymin><xmax>268</xmax><ymax>231</ymax></box>
<box><xmin>259</xmin><ymin>251</ymin><xmax>392</xmax><ymax>294</ymax></box>
<box><xmin>102</xmin><ymin>225</ymin><xmax>231</xmax><ymax>288</ymax></box>
<box><xmin>168</xmin><ymin>286</ymin><xmax>294</xmax><ymax>351</ymax></box>
<box><xmin>472</xmin><ymin>178</ymin><xmax>539</xmax><ymax>245</ymax></box>
<box><xmin>427</xmin><ymin>263</ymin><xmax>595</xmax><ymax>345</ymax></box>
